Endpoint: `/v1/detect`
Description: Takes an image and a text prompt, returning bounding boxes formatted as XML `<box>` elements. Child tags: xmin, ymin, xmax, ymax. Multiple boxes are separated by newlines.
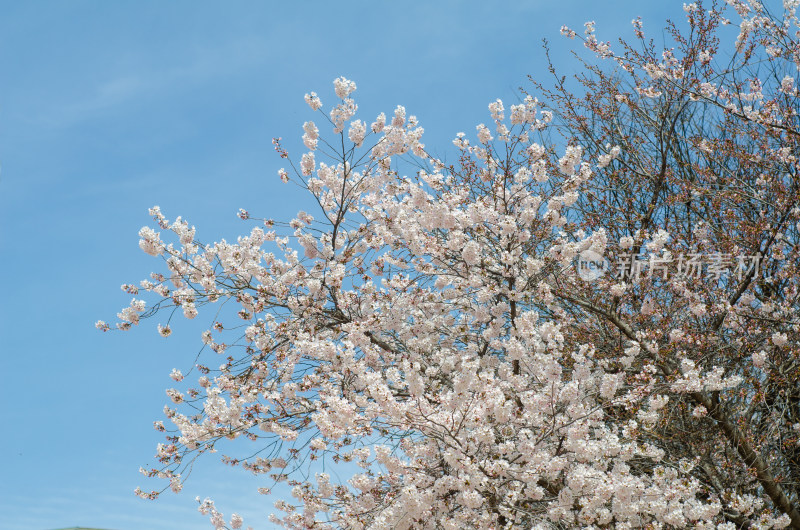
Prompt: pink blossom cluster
<box><xmin>107</xmin><ymin>4</ymin><xmax>800</xmax><ymax>525</ymax></box>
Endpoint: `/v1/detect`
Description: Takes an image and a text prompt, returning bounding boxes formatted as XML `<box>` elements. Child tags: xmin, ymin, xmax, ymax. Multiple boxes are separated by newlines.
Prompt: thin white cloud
<box><xmin>38</xmin><ymin>35</ymin><xmax>275</xmax><ymax>129</ymax></box>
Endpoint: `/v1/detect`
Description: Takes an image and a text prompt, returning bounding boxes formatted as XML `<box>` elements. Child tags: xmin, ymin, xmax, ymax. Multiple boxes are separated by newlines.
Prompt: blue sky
<box><xmin>0</xmin><ymin>1</ymin><xmax>678</xmax><ymax>529</ymax></box>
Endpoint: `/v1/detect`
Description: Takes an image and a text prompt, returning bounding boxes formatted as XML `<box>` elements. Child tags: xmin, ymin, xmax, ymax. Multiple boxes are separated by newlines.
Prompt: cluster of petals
<box><xmin>108</xmin><ymin>7</ymin><xmax>800</xmax><ymax>525</ymax></box>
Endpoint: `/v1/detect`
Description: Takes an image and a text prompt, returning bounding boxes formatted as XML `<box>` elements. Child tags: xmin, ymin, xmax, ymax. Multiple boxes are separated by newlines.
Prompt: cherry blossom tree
<box><xmin>103</xmin><ymin>1</ymin><xmax>800</xmax><ymax>527</ymax></box>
